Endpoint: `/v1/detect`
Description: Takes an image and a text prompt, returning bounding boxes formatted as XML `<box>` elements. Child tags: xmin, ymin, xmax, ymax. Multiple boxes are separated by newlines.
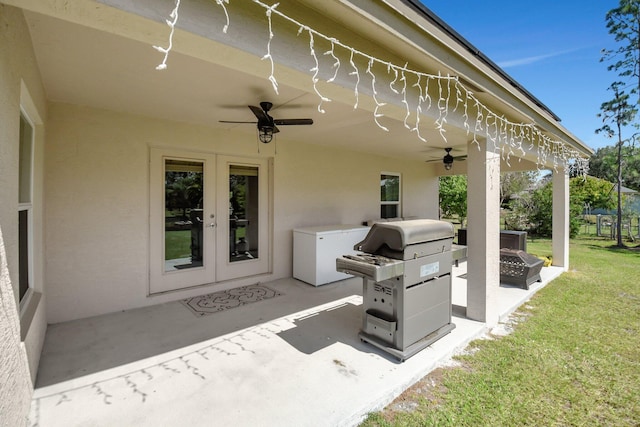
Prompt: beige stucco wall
<box><xmin>44</xmin><ymin>102</ymin><xmax>280</xmax><ymax>322</ymax></box>
<box><xmin>272</xmin><ymin>138</ymin><xmax>439</xmax><ymax>279</ymax></box>
<box><xmin>45</xmin><ymin>102</ymin><xmax>439</xmax><ymax>323</ymax></box>
<box><xmin>0</xmin><ymin>4</ymin><xmax>48</xmax><ymax>426</ymax></box>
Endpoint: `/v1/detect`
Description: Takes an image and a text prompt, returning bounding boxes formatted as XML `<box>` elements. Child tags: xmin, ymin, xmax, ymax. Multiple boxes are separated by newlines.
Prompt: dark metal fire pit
<box><xmin>499</xmin><ymin>249</ymin><xmax>543</xmax><ymax>290</ymax></box>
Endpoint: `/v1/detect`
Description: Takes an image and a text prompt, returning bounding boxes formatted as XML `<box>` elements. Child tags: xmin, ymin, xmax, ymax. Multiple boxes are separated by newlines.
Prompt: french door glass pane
<box><xmin>164</xmin><ymin>159</ymin><xmax>204</xmax><ymax>272</ymax></box>
<box><xmin>229</xmin><ymin>165</ymin><xmax>259</xmax><ymax>262</ymax></box>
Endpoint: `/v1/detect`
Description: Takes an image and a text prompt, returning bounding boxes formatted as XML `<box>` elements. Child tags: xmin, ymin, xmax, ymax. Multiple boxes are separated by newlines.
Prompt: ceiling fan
<box><xmin>425</xmin><ymin>147</ymin><xmax>467</xmax><ymax>170</ymax></box>
<box><xmin>219</xmin><ymin>101</ymin><xmax>313</xmax><ymax>143</ymax></box>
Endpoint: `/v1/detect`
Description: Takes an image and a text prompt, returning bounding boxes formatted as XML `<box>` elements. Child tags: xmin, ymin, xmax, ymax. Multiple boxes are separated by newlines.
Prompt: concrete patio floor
<box><xmin>29</xmin><ymin>262</ymin><xmax>563</xmax><ymax>427</ymax></box>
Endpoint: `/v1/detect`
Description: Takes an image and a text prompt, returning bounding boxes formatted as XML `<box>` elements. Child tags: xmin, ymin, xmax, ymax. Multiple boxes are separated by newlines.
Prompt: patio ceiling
<box><xmin>19</xmin><ymin>0</ymin><xmax>585</xmax><ymax>171</ymax></box>
<box><xmin>23</xmin><ymin>8</ymin><xmax>471</xmax><ymax>163</ymax></box>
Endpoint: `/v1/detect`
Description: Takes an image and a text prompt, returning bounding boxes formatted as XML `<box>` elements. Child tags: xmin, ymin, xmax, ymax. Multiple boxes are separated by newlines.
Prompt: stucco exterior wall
<box><xmin>45</xmin><ymin>102</ymin><xmax>439</xmax><ymax>323</ymax></box>
<box><xmin>272</xmin><ymin>138</ymin><xmax>439</xmax><ymax>279</ymax></box>
<box><xmin>0</xmin><ymin>5</ymin><xmax>48</xmax><ymax>426</ymax></box>
<box><xmin>0</xmin><ymin>231</ymin><xmax>30</xmax><ymax>427</ymax></box>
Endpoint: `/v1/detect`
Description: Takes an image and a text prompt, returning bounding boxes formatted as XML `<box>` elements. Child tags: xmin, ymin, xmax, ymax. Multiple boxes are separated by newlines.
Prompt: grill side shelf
<box><xmin>336</xmin><ymin>255</ymin><xmax>404</xmax><ymax>282</ymax></box>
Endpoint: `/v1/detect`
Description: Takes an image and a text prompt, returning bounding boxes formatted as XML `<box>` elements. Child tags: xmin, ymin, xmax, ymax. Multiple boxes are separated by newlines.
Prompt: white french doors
<box><xmin>149</xmin><ymin>149</ymin><xmax>270</xmax><ymax>294</ymax></box>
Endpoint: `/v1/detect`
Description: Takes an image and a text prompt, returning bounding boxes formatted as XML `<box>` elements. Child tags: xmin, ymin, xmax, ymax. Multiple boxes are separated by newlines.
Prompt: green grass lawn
<box><xmin>165</xmin><ymin>230</ymin><xmax>191</xmax><ymax>260</ymax></box>
<box><xmin>362</xmin><ymin>236</ymin><xmax>640</xmax><ymax>426</ymax></box>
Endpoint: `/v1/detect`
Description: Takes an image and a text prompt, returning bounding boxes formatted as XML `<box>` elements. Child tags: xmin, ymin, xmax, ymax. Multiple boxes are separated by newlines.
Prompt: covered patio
<box><xmin>30</xmin><ymin>262</ymin><xmax>563</xmax><ymax>426</ymax></box>
<box><xmin>1</xmin><ymin>1</ymin><xmax>592</xmax><ymax>424</ymax></box>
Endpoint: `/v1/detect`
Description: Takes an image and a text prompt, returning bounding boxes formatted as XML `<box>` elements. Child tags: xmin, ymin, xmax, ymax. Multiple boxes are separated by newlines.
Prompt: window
<box><xmin>380</xmin><ymin>173</ymin><xmax>401</xmax><ymax>219</ymax></box>
<box><xmin>18</xmin><ymin>111</ymin><xmax>34</xmax><ymax>303</ymax></box>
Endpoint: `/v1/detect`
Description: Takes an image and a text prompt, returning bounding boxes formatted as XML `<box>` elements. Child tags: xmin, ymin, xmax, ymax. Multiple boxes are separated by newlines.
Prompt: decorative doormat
<box><xmin>181</xmin><ymin>284</ymin><xmax>283</xmax><ymax>317</ymax></box>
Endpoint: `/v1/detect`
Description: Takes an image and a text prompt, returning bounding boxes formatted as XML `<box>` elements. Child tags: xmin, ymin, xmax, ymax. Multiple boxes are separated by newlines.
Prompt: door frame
<box><xmin>149</xmin><ymin>148</ymin><xmax>272</xmax><ymax>294</ymax></box>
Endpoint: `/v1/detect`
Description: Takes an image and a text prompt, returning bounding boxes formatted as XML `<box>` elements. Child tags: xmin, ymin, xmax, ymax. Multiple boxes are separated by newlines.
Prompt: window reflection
<box><xmin>380</xmin><ymin>174</ymin><xmax>401</xmax><ymax>219</ymax></box>
<box><xmin>229</xmin><ymin>165</ymin><xmax>259</xmax><ymax>262</ymax></box>
<box><xmin>164</xmin><ymin>159</ymin><xmax>203</xmax><ymax>271</ymax></box>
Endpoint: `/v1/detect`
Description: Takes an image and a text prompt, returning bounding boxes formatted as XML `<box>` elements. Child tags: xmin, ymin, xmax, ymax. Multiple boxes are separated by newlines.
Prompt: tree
<box><xmin>440</xmin><ymin>172</ymin><xmax>541</xmax><ymax>230</ymax></box>
<box><xmin>601</xmin><ymin>0</ymin><xmax>640</xmax><ymax>103</ymax></box>
<box><xmin>500</xmin><ymin>171</ymin><xmax>537</xmax><ymax>207</ymax></box>
<box><xmin>439</xmin><ymin>175</ymin><xmax>467</xmax><ymax>227</ymax></box>
<box><xmin>589</xmin><ymin>145</ymin><xmax>640</xmax><ymax>190</ymax></box>
<box><xmin>504</xmin><ymin>176</ymin><xmax>614</xmax><ymax>238</ymax></box>
<box><xmin>504</xmin><ymin>191</ymin><xmax>536</xmax><ymax>231</ymax></box>
<box><xmin>527</xmin><ymin>182</ymin><xmax>583</xmax><ymax>238</ymax></box>
<box><xmin>597</xmin><ymin>0</ymin><xmax>640</xmax><ymax>247</ymax></box>
<box><xmin>570</xmin><ymin>175</ymin><xmax>618</xmax><ymax>212</ymax></box>
<box><xmin>597</xmin><ymin>84</ymin><xmax>637</xmax><ymax>246</ymax></box>
<box><xmin>166</xmin><ymin>172</ymin><xmax>203</xmax><ymax>220</ymax></box>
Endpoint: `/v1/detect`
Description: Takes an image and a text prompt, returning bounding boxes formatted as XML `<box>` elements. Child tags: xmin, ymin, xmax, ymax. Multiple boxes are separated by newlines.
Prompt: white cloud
<box><xmin>497</xmin><ymin>48</ymin><xmax>582</xmax><ymax>68</ymax></box>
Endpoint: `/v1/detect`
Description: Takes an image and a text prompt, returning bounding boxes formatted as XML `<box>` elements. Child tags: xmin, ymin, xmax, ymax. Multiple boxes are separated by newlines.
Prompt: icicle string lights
<box><xmin>367</xmin><ymin>58</ymin><xmax>388</xmax><ymax>132</ymax></box>
<box><xmin>307</xmin><ymin>30</ymin><xmax>331</xmax><ymax>113</ymax></box>
<box><xmin>153</xmin><ymin>0</ymin><xmax>181</xmax><ymax>71</ymax></box>
<box><xmin>154</xmin><ymin>0</ymin><xmax>589</xmax><ymax>175</ymax></box>
<box><xmin>262</xmin><ymin>3</ymin><xmax>279</xmax><ymax>94</ymax></box>
<box><xmin>216</xmin><ymin>0</ymin><xmax>230</xmax><ymax>33</ymax></box>
<box><xmin>250</xmin><ymin>0</ymin><xmax>457</xmax><ymax>128</ymax></box>
<box><xmin>324</xmin><ymin>39</ymin><xmax>340</xmax><ymax>83</ymax></box>
<box><xmin>348</xmin><ymin>50</ymin><xmax>360</xmax><ymax>109</ymax></box>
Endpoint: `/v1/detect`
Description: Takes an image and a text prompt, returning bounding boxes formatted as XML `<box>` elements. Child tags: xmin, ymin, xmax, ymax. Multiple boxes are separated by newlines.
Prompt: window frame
<box><xmin>18</xmin><ymin>108</ymin><xmax>35</xmax><ymax>309</ymax></box>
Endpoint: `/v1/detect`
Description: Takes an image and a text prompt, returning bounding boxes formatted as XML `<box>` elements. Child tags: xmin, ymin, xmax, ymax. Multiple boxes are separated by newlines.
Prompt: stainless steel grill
<box><xmin>336</xmin><ymin>219</ymin><xmax>455</xmax><ymax>361</ymax></box>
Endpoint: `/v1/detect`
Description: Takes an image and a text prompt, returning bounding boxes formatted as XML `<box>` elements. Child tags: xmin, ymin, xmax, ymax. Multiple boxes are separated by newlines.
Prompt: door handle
<box><xmin>207</xmin><ymin>223</ymin><xmax>216</xmax><ymax>228</ymax></box>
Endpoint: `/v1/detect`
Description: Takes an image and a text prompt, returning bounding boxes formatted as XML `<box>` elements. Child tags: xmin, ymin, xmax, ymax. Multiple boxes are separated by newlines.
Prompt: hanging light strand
<box><xmin>367</xmin><ymin>58</ymin><xmax>389</xmax><ymax>131</ymax></box>
<box><xmin>307</xmin><ymin>29</ymin><xmax>331</xmax><ymax>113</ymax></box>
<box><xmin>216</xmin><ymin>0</ymin><xmax>230</xmax><ymax>33</ymax></box>
<box><xmin>348</xmin><ymin>50</ymin><xmax>360</xmax><ymax>109</ymax></box>
<box><xmin>153</xmin><ymin>0</ymin><xmax>181</xmax><ymax>71</ymax></box>
<box><xmin>154</xmin><ymin>0</ymin><xmax>589</xmax><ymax>175</ymax></box>
<box><xmin>262</xmin><ymin>3</ymin><xmax>279</xmax><ymax>94</ymax></box>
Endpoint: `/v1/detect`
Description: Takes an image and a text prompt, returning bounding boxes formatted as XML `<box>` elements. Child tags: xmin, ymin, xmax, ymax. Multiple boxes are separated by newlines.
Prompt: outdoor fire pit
<box><xmin>499</xmin><ymin>249</ymin><xmax>543</xmax><ymax>290</ymax></box>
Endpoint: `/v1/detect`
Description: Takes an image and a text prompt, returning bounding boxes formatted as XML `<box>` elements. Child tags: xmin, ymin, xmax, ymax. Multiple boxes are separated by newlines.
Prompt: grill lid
<box><xmin>355</xmin><ymin>219</ymin><xmax>454</xmax><ymax>258</ymax></box>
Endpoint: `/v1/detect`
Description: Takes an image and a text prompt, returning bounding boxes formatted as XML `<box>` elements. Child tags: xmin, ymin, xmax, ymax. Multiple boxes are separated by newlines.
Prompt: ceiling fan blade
<box><xmin>273</xmin><ymin>118</ymin><xmax>314</xmax><ymax>126</ymax></box>
<box><xmin>219</xmin><ymin>120</ymin><xmax>258</xmax><ymax>124</ymax></box>
<box><xmin>248</xmin><ymin>105</ymin><xmax>269</xmax><ymax>121</ymax></box>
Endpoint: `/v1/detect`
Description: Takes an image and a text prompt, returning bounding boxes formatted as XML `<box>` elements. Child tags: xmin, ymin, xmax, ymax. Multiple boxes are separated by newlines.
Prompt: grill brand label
<box><xmin>420</xmin><ymin>262</ymin><xmax>439</xmax><ymax>277</ymax></box>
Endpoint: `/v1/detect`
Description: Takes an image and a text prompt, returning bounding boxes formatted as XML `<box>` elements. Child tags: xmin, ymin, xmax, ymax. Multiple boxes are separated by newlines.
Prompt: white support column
<box><xmin>465</xmin><ymin>139</ymin><xmax>501</xmax><ymax>325</ymax></box>
<box><xmin>552</xmin><ymin>167</ymin><xmax>570</xmax><ymax>270</ymax></box>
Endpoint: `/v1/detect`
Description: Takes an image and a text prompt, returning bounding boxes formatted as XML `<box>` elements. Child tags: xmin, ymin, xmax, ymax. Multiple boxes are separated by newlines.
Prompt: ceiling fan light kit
<box><xmin>258</xmin><ymin>127</ymin><xmax>274</xmax><ymax>144</ymax></box>
<box><xmin>220</xmin><ymin>101</ymin><xmax>313</xmax><ymax>143</ymax></box>
<box><xmin>443</xmin><ymin>147</ymin><xmax>454</xmax><ymax>170</ymax></box>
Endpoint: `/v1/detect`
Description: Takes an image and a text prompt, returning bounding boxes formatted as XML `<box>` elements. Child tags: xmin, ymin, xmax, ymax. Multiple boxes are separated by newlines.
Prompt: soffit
<box><xmin>22</xmin><ymin>4</ymin><xmax>470</xmax><ymax>162</ymax></box>
<box><xmin>18</xmin><ymin>0</ymin><xmax>587</xmax><ymax>165</ymax></box>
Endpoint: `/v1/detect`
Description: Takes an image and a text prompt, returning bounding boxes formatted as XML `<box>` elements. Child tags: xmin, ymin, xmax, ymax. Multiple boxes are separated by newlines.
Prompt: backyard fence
<box><xmin>591</xmin><ymin>214</ymin><xmax>640</xmax><ymax>241</ymax></box>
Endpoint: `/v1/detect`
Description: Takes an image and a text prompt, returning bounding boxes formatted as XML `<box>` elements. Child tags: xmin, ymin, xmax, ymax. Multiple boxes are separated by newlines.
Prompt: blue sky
<box><xmin>423</xmin><ymin>1</ymin><xmax>622</xmax><ymax>151</ymax></box>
